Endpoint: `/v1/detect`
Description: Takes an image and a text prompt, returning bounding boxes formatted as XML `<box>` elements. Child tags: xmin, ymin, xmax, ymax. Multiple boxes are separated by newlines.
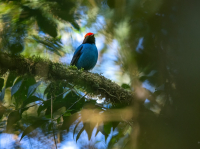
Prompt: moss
<box><xmin>0</xmin><ymin>52</ymin><xmax>134</xmax><ymax>105</ymax></box>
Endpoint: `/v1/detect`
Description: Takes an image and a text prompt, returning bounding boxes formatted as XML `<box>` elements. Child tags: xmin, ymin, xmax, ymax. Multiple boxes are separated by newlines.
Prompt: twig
<box><xmin>56</xmin><ymin>93</ymin><xmax>88</xmax><ymax>120</ymax></box>
<box><xmin>19</xmin><ymin>86</ymin><xmax>75</xmax><ymax>111</ymax></box>
<box><xmin>98</xmin><ymin>88</ymin><xmax>121</xmax><ymax>102</ymax></box>
<box><xmin>52</xmin><ymin>123</ymin><xmax>58</xmax><ymax>149</ymax></box>
<box><xmin>51</xmin><ymin>95</ymin><xmax>53</xmax><ymax>120</ymax></box>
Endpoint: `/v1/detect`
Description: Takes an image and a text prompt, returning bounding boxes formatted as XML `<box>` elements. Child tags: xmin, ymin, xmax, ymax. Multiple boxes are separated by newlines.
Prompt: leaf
<box><xmin>63</xmin><ymin>91</ymin><xmax>85</xmax><ymax>113</ymax></box>
<box><xmin>121</xmin><ymin>83</ymin><xmax>131</xmax><ymax>90</ymax></box>
<box><xmin>0</xmin><ymin>87</ymin><xmax>5</xmax><ymax>101</ymax></box>
<box><xmin>73</xmin><ymin>120</ymin><xmax>81</xmax><ymax>139</ymax></box>
<box><xmin>0</xmin><ymin>105</ymin><xmax>6</xmax><ymax>119</ymax></box>
<box><xmin>103</xmin><ymin>122</ymin><xmax>112</xmax><ymax>141</ymax></box>
<box><xmin>20</xmin><ymin>118</ymin><xmax>48</xmax><ymax>141</ymax></box>
<box><xmin>0</xmin><ymin>78</ymin><xmax>4</xmax><ymax>92</ymax></box>
<box><xmin>11</xmin><ymin>79</ymin><xmax>23</xmax><ymax>96</ymax></box>
<box><xmin>27</xmin><ymin>81</ymin><xmax>42</xmax><ymax>98</ymax></box>
<box><xmin>6</xmin><ymin>110</ymin><xmax>21</xmax><ymax>132</ymax></box>
<box><xmin>112</xmin><ymin>121</ymin><xmax>120</xmax><ymax>131</ymax></box>
<box><xmin>76</xmin><ymin>126</ymin><xmax>84</xmax><ymax>142</ymax></box>
<box><xmin>35</xmin><ymin>9</ymin><xmax>57</xmax><ymax>38</ymax></box>
<box><xmin>22</xmin><ymin>96</ymin><xmax>43</xmax><ymax>108</ymax></box>
<box><xmin>37</xmin><ymin>100</ymin><xmax>51</xmax><ymax>116</ymax></box>
<box><xmin>6</xmin><ymin>73</ymin><xmax>17</xmax><ymax>88</ymax></box>
<box><xmin>95</xmin><ymin>130</ymin><xmax>100</xmax><ymax>138</ymax></box>
<box><xmin>84</xmin><ymin>122</ymin><xmax>95</xmax><ymax>141</ymax></box>
<box><xmin>63</xmin><ymin>112</ymin><xmax>71</xmax><ymax>116</ymax></box>
<box><xmin>70</xmin><ymin>21</ymin><xmax>80</xmax><ymax>31</ymax></box>
<box><xmin>61</xmin><ymin>113</ymin><xmax>79</xmax><ymax>131</ymax></box>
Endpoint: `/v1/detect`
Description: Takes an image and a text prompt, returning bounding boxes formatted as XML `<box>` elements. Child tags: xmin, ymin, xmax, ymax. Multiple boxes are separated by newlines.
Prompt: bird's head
<box><xmin>82</xmin><ymin>32</ymin><xmax>95</xmax><ymax>44</ymax></box>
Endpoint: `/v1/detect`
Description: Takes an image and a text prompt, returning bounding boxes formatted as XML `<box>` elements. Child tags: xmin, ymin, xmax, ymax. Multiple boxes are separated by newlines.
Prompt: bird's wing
<box><xmin>70</xmin><ymin>45</ymin><xmax>83</xmax><ymax>66</ymax></box>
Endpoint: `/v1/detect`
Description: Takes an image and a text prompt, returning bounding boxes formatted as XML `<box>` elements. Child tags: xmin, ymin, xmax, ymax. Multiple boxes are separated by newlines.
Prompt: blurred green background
<box><xmin>0</xmin><ymin>0</ymin><xmax>200</xmax><ymax>148</ymax></box>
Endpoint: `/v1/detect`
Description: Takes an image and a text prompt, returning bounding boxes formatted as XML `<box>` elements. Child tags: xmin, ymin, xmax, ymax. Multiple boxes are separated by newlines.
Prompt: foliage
<box><xmin>0</xmin><ymin>0</ymin><xmax>199</xmax><ymax>148</ymax></box>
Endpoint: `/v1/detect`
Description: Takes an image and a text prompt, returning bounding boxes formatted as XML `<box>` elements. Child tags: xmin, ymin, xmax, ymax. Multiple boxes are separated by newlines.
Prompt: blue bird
<box><xmin>70</xmin><ymin>32</ymin><xmax>98</xmax><ymax>70</ymax></box>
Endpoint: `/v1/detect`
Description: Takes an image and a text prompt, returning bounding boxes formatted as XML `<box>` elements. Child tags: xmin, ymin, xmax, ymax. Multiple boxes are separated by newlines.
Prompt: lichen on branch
<box><xmin>0</xmin><ymin>52</ymin><xmax>133</xmax><ymax>104</ymax></box>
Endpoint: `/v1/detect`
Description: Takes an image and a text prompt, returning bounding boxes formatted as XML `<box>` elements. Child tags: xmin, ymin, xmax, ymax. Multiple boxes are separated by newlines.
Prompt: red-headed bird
<box><xmin>70</xmin><ymin>32</ymin><xmax>98</xmax><ymax>70</ymax></box>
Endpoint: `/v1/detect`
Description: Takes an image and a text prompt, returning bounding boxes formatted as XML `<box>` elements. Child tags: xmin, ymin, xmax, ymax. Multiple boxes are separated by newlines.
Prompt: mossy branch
<box><xmin>0</xmin><ymin>52</ymin><xmax>133</xmax><ymax>104</ymax></box>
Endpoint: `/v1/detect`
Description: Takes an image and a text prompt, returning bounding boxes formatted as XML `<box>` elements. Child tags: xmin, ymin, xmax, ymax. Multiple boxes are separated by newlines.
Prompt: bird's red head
<box><xmin>84</xmin><ymin>32</ymin><xmax>94</xmax><ymax>38</ymax></box>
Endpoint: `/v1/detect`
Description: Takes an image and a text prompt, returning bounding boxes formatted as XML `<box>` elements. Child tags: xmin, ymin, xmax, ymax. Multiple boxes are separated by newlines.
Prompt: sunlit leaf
<box><xmin>84</xmin><ymin>122</ymin><xmax>96</xmax><ymax>141</ymax></box>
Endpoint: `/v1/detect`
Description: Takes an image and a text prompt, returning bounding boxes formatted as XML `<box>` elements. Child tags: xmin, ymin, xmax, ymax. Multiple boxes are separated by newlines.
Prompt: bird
<box><xmin>70</xmin><ymin>32</ymin><xmax>98</xmax><ymax>70</ymax></box>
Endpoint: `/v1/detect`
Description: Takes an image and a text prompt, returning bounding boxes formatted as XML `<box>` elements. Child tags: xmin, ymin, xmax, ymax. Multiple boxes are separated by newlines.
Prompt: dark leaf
<box><xmin>0</xmin><ymin>78</ymin><xmax>4</xmax><ymax>92</ymax></box>
<box><xmin>104</xmin><ymin>122</ymin><xmax>112</xmax><ymax>135</ymax></box>
<box><xmin>0</xmin><ymin>87</ymin><xmax>5</xmax><ymax>101</ymax></box>
<box><xmin>20</xmin><ymin>118</ymin><xmax>49</xmax><ymax>141</ymax></box>
<box><xmin>11</xmin><ymin>79</ymin><xmax>23</xmax><ymax>96</ymax></box>
<box><xmin>37</xmin><ymin>100</ymin><xmax>51</xmax><ymax>116</ymax></box>
<box><xmin>70</xmin><ymin>21</ymin><xmax>80</xmax><ymax>31</ymax></box>
<box><xmin>35</xmin><ymin>9</ymin><xmax>57</xmax><ymax>38</ymax></box>
<box><xmin>76</xmin><ymin>126</ymin><xmax>84</xmax><ymax>142</ymax></box>
<box><xmin>73</xmin><ymin>120</ymin><xmax>81</xmax><ymax>139</ymax></box>
<box><xmin>61</xmin><ymin>113</ymin><xmax>79</xmax><ymax>131</ymax></box>
<box><xmin>27</xmin><ymin>81</ymin><xmax>42</xmax><ymax>98</ymax></box>
<box><xmin>6</xmin><ymin>73</ymin><xmax>17</xmax><ymax>88</ymax></box>
<box><xmin>32</xmin><ymin>36</ymin><xmax>62</xmax><ymax>55</ymax></box>
<box><xmin>121</xmin><ymin>83</ymin><xmax>131</xmax><ymax>90</ymax></box>
<box><xmin>22</xmin><ymin>96</ymin><xmax>43</xmax><ymax>108</ymax></box>
<box><xmin>112</xmin><ymin>121</ymin><xmax>120</xmax><ymax>131</ymax></box>
<box><xmin>0</xmin><ymin>104</ymin><xmax>6</xmax><ymax>119</ymax></box>
<box><xmin>6</xmin><ymin>110</ymin><xmax>21</xmax><ymax>132</ymax></box>
<box><xmin>103</xmin><ymin>122</ymin><xmax>112</xmax><ymax>141</ymax></box>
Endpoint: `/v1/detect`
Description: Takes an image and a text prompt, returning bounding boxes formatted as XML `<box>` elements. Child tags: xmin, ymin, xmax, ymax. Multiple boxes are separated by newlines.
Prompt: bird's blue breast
<box><xmin>75</xmin><ymin>43</ymin><xmax>98</xmax><ymax>70</ymax></box>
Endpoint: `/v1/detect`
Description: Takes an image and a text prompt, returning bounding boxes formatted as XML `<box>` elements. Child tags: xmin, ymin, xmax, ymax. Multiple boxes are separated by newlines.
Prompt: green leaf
<box><xmin>121</xmin><ymin>83</ymin><xmax>131</xmax><ymax>90</ymax></box>
<box><xmin>35</xmin><ymin>9</ymin><xmax>57</xmax><ymax>38</ymax></box>
<box><xmin>61</xmin><ymin>113</ymin><xmax>79</xmax><ymax>131</ymax></box>
<box><xmin>20</xmin><ymin>118</ymin><xmax>49</xmax><ymax>141</ymax></box>
<box><xmin>0</xmin><ymin>87</ymin><xmax>5</xmax><ymax>101</ymax></box>
<box><xmin>76</xmin><ymin>126</ymin><xmax>84</xmax><ymax>142</ymax></box>
<box><xmin>73</xmin><ymin>120</ymin><xmax>81</xmax><ymax>139</ymax></box>
<box><xmin>27</xmin><ymin>81</ymin><xmax>42</xmax><ymax>98</ymax></box>
<box><xmin>0</xmin><ymin>105</ymin><xmax>6</xmax><ymax>119</ymax></box>
<box><xmin>112</xmin><ymin>121</ymin><xmax>120</xmax><ymax>131</ymax></box>
<box><xmin>63</xmin><ymin>112</ymin><xmax>71</xmax><ymax>116</ymax></box>
<box><xmin>11</xmin><ymin>79</ymin><xmax>23</xmax><ymax>96</ymax></box>
<box><xmin>22</xmin><ymin>96</ymin><xmax>43</xmax><ymax>108</ymax></box>
<box><xmin>6</xmin><ymin>110</ymin><xmax>21</xmax><ymax>132</ymax></box>
<box><xmin>37</xmin><ymin>100</ymin><xmax>51</xmax><ymax>116</ymax></box>
<box><xmin>103</xmin><ymin>122</ymin><xmax>112</xmax><ymax>141</ymax></box>
<box><xmin>104</xmin><ymin>122</ymin><xmax>112</xmax><ymax>135</ymax></box>
<box><xmin>6</xmin><ymin>73</ymin><xmax>17</xmax><ymax>88</ymax></box>
<box><xmin>0</xmin><ymin>78</ymin><xmax>4</xmax><ymax>92</ymax></box>
<box><xmin>57</xmin><ymin>117</ymin><xmax>61</xmax><ymax>124</ymax></box>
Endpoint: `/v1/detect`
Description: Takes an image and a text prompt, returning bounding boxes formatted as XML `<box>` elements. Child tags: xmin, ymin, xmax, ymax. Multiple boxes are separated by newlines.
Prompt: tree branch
<box><xmin>0</xmin><ymin>52</ymin><xmax>133</xmax><ymax>104</ymax></box>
